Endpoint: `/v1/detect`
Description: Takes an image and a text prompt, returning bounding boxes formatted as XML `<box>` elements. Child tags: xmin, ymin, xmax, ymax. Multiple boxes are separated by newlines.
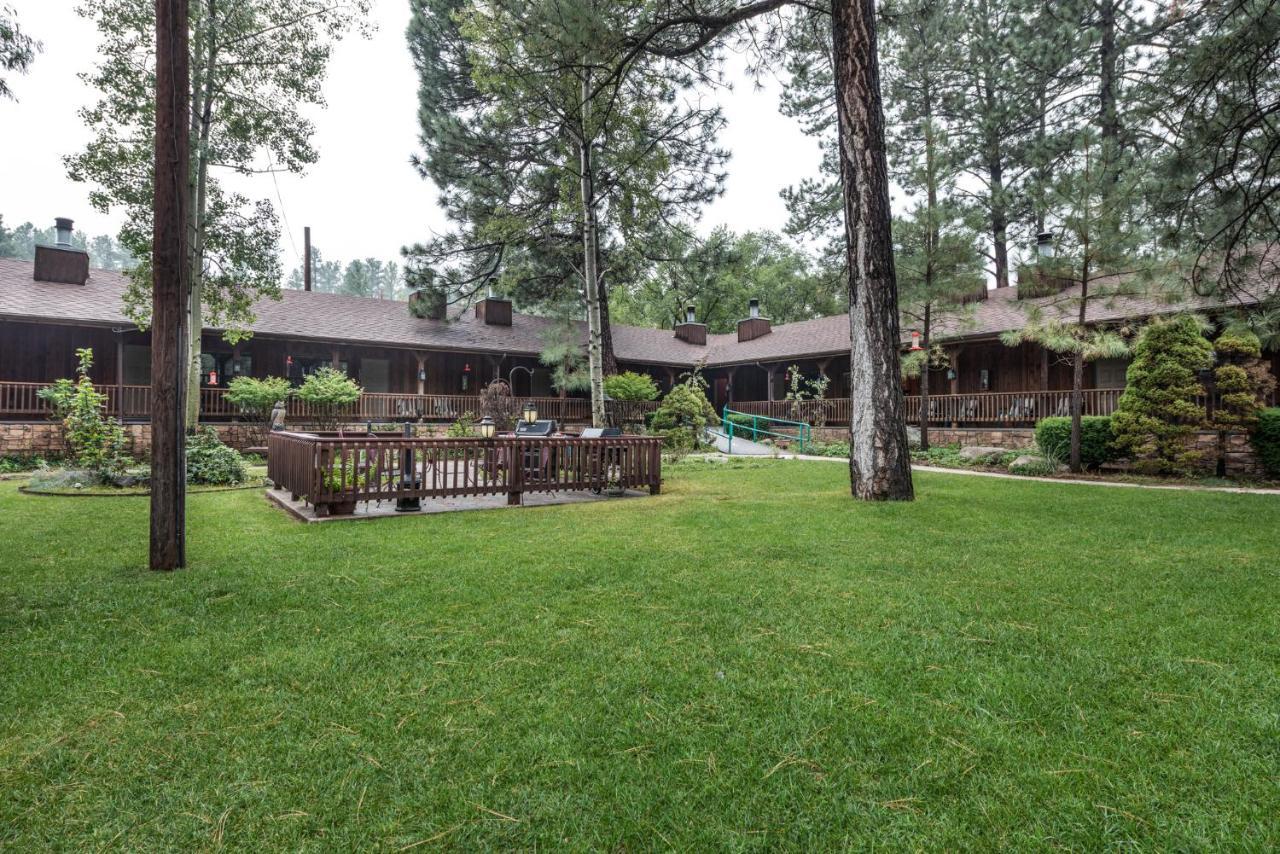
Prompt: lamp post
<box><xmin>478</xmin><ymin>416</ymin><xmax>496</xmax><ymax>438</ymax></box>
<box><xmin>521</xmin><ymin>402</ymin><xmax>538</xmax><ymax>426</ymax></box>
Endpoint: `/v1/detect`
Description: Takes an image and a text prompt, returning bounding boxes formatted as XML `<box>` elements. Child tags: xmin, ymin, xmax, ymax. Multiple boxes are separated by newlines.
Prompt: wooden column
<box><xmin>415</xmin><ymin>353</ymin><xmax>426</xmax><ymax>396</ymax></box>
<box><xmin>115</xmin><ymin>331</ymin><xmax>125</xmax><ymax>419</ymax></box>
<box><xmin>725</xmin><ymin>366</ymin><xmax>738</xmax><ymax>403</ymax></box>
<box><xmin>330</xmin><ymin>347</ymin><xmax>340</xmax><ymax>370</ymax></box>
<box><xmin>764</xmin><ymin>364</ymin><xmax>778</xmax><ymax>401</ymax></box>
<box><xmin>1039</xmin><ymin>346</ymin><xmax>1050</xmax><ymax>390</ymax></box>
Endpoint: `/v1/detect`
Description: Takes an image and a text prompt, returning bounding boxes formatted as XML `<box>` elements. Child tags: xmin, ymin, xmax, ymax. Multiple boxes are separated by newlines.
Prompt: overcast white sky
<box><xmin>0</xmin><ymin>0</ymin><xmax>824</xmax><ymax>269</ymax></box>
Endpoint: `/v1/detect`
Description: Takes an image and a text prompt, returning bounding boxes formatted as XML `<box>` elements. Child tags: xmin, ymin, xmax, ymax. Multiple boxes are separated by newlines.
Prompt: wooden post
<box><xmin>149</xmin><ymin>0</ymin><xmax>190</xmax><ymax>571</ymax></box>
<box><xmin>764</xmin><ymin>364</ymin><xmax>777</xmax><ymax>401</ymax></box>
<box><xmin>1039</xmin><ymin>346</ymin><xmax>1050</xmax><ymax>390</ymax></box>
<box><xmin>415</xmin><ymin>353</ymin><xmax>426</xmax><ymax>396</ymax></box>
<box><xmin>330</xmin><ymin>347</ymin><xmax>340</xmax><ymax>370</ymax></box>
<box><xmin>303</xmin><ymin>226</ymin><xmax>312</xmax><ymax>292</ymax></box>
<box><xmin>115</xmin><ymin>331</ymin><xmax>125</xmax><ymax>419</ymax></box>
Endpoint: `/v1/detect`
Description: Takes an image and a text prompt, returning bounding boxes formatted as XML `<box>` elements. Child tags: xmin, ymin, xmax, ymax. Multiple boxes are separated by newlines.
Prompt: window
<box><xmin>123</xmin><ymin>345</ymin><xmax>150</xmax><ymax>385</ymax></box>
<box><xmin>361</xmin><ymin>358</ymin><xmax>390</xmax><ymax>393</ymax></box>
<box><xmin>1095</xmin><ymin>358</ymin><xmax>1129</xmax><ymax>389</ymax></box>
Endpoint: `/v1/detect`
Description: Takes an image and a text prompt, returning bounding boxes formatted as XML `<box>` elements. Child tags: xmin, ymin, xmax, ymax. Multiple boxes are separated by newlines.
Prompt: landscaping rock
<box><xmin>957</xmin><ymin>445</ymin><xmax>1005</xmax><ymax>463</ymax></box>
<box><xmin>1010</xmin><ymin>454</ymin><xmax>1042</xmax><ymax>469</ymax></box>
<box><xmin>906</xmin><ymin>425</ymin><xmax>921</xmax><ymax>449</ymax></box>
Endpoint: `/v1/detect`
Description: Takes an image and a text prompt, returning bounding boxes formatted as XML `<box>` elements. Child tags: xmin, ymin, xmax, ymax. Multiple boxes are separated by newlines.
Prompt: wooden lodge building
<box><xmin>1</xmin><ymin>236</ymin><xmax>1277</xmax><ymax>449</ymax></box>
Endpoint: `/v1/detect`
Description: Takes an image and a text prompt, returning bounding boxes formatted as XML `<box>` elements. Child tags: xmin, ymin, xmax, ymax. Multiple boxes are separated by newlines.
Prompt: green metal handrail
<box><xmin>721</xmin><ymin>407</ymin><xmax>811</xmax><ymax>453</ymax></box>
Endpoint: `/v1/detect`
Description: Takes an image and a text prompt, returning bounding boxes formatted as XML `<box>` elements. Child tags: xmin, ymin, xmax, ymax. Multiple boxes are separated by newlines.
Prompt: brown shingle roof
<box><xmin>1</xmin><ymin>257</ymin><xmax>1272</xmax><ymax>367</ymax></box>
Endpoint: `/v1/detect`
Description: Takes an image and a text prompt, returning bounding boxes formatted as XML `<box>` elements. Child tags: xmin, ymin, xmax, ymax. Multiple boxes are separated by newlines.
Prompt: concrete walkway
<box><xmin>747</xmin><ymin>452</ymin><xmax>1280</xmax><ymax>496</ymax></box>
<box><xmin>704</xmin><ymin>428</ymin><xmax>776</xmax><ymax>456</ymax></box>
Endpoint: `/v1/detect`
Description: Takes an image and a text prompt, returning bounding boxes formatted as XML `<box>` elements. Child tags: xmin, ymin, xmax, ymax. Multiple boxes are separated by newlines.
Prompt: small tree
<box><xmin>1209</xmin><ymin>328</ymin><xmax>1277</xmax><ymax>475</ymax></box>
<box><xmin>479</xmin><ymin>380</ymin><xmax>520</xmax><ymax>431</ymax></box>
<box><xmin>1112</xmin><ymin>315</ymin><xmax>1215</xmax><ymax>475</ymax></box>
<box><xmin>295</xmin><ymin>367</ymin><xmax>361</xmax><ymax>432</ymax></box>
<box><xmin>224</xmin><ymin>375</ymin><xmax>292</xmax><ymax>445</ymax></box>
<box><xmin>540</xmin><ymin>316</ymin><xmax>590</xmax><ymax>398</ymax></box>
<box><xmin>603</xmin><ymin>372</ymin><xmax>659</xmax><ymax>402</ymax></box>
<box><xmin>651</xmin><ymin>368</ymin><xmax>718</xmax><ymax>451</ymax></box>
<box><xmin>38</xmin><ymin>348</ymin><xmax>129</xmax><ymax>481</ymax></box>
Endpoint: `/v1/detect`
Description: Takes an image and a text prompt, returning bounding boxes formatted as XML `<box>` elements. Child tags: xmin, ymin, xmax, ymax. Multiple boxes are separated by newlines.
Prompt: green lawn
<box><xmin>2</xmin><ymin>460</ymin><xmax>1278</xmax><ymax>849</ymax></box>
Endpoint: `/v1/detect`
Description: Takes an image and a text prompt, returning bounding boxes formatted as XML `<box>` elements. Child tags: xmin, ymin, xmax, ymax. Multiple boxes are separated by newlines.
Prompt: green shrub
<box><xmin>185</xmin><ymin>427</ymin><xmax>247</xmax><ymax>485</ymax></box>
<box><xmin>652</xmin><ymin>372</ymin><xmax>718</xmax><ymax>450</ymax></box>
<box><xmin>40</xmin><ymin>348</ymin><xmax>130</xmax><ymax>482</ymax></box>
<box><xmin>225</xmin><ymin>375</ymin><xmax>292</xmax><ymax>442</ymax></box>
<box><xmin>295</xmin><ymin>367</ymin><xmax>362</xmax><ymax>430</ymax></box>
<box><xmin>1255</xmin><ymin>408</ymin><xmax>1280</xmax><ymax>478</ymax></box>
<box><xmin>1111</xmin><ymin>315</ymin><xmax>1213</xmax><ymax>475</ymax></box>
<box><xmin>447</xmin><ymin>413</ymin><xmax>477</xmax><ymax>438</ymax></box>
<box><xmin>1009</xmin><ymin>454</ymin><xmax>1058</xmax><ymax>477</ymax></box>
<box><xmin>1034</xmin><ymin>416</ymin><xmax>1117</xmax><ymax>470</ymax></box>
<box><xmin>603</xmin><ymin>372</ymin><xmax>659</xmax><ymax>402</ymax></box>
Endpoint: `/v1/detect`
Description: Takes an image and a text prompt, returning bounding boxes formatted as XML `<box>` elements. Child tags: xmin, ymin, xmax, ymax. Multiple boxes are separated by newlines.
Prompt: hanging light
<box><xmin>909</xmin><ymin>331</ymin><xmax>924</xmax><ymax>352</ymax></box>
<box><xmin>417</xmin><ymin>367</ymin><xmax>427</xmax><ymax>382</ymax></box>
<box><xmin>478</xmin><ymin>416</ymin><xmax>496</xmax><ymax>438</ymax></box>
<box><xmin>522</xmin><ymin>402</ymin><xmax>538</xmax><ymax>424</ymax></box>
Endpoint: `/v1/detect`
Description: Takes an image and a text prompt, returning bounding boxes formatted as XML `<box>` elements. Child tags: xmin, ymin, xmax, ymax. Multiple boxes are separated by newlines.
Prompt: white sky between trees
<box><xmin>0</xmin><ymin>0</ymin><xmax>831</xmax><ymax>271</ymax></box>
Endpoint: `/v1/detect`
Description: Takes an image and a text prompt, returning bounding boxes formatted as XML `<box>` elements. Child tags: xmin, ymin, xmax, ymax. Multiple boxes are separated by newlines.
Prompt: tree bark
<box><xmin>832</xmin><ymin>0</ymin><xmax>914</xmax><ymax>501</ymax></box>
<box><xmin>186</xmin><ymin>2</ymin><xmax>216</xmax><ymax>429</ymax></box>
<box><xmin>597</xmin><ymin>249</ymin><xmax>619</xmax><ymax>377</ymax></box>
<box><xmin>1069</xmin><ymin>272</ymin><xmax>1091</xmax><ymax>473</ymax></box>
<box><xmin>579</xmin><ymin>73</ymin><xmax>606</xmax><ymax>428</ymax></box>
<box><xmin>151</xmin><ymin>0</ymin><xmax>191</xmax><ymax>571</ymax></box>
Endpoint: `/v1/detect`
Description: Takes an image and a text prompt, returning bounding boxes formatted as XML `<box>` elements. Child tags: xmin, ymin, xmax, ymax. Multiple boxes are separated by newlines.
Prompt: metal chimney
<box><xmin>748</xmin><ymin>298</ymin><xmax>760</xmax><ymax>319</ymax></box>
<box><xmin>684</xmin><ymin>304</ymin><xmax>696</xmax><ymax>323</ymax></box>
<box><xmin>54</xmin><ymin>218</ymin><xmax>74</xmax><ymax>249</ymax></box>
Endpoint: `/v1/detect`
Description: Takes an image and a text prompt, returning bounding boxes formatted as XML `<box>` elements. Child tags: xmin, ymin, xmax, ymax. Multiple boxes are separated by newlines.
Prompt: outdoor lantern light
<box><xmin>946</xmin><ymin>368</ymin><xmax>957</xmax><ymax>380</ymax></box>
<box><xmin>418</xmin><ymin>367</ymin><xmax>427</xmax><ymax>382</ymax></box>
<box><xmin>910</xmin><ymin>331</ymin><xmax>924</xmax><ymax>351</ymax></box>
<box><xmin>1036</xmin><ymin>231</ymin><xmax>1054</xmax><ymax>258</ymax></box>
<box><xmin>478</xmin><ymin>416</ymin><xmax>496</xmax><ymax>438</ymax></box>
<box><xmin>522</xmin><ymin>402</ymin><xmax>538</xmax><ymax>424</ymax></box>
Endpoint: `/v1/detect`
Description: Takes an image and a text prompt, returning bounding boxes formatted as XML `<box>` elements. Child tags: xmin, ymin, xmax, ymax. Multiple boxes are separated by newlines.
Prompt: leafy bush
<box><xmin>40</xmin><ymin>348</ymin><xmax>130</xmax><ymax>482</ymax></box>
<box><xmin>447</xmin><ymin>413</ymin><xmax>477</xmax><ymax>438</ymax></box>
<box><xmin>225</xmin><ymin>375</ymin><xmax>292</xmax><ymax>442</ymax></box>
<box><xmin>1111</xmin><ymin>315</ymin><xmax>1214</xmax><ymax>475</ymax></box>
<box><xmin>804</xmin><ymin>440</ymin><xmax>849</xmax><ymax>458</ymax></box>
<box><xmin>295</xmin><ymin>367</ymin><xmax>362</xmax><ymax>430</ymax></box>
<box><xmin>0</xmin><ymin>455</ymin><xmax>58</xmax><ymax>474</ymax></box>
<box><xmin>603</xmin><ymin>372</ymin><xmax>659</xmax><ymax>402</ymax></box>
<box><xmin>185</xmin><ymin>427</ymin><xmax>247</xmax><ymax>485</ymax></box>
<box><xmin>651</xmin><ymin>370</ymin><xmax>718</xmax><ymax>450</ymax></box>
<box><xmin>1034</xmin><ymin>416</ymin><xmax>1117</xmax><ymax>470</ymax></box>
<box><xmin>1255</xmin><ymin>408</ymin><xmax>1280</xmax><ymax>478</ymax></box>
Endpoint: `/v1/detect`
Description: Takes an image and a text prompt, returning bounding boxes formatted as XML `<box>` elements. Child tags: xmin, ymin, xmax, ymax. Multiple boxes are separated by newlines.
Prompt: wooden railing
<box><xmin>267</xmin><ymin>431</ymin><xmax>664</xmax><ymax>516</ymax></box>
<box><xmin>903</xmin><ymin>389</ymin><xmax>1125</xmax><ymax>425</ymax></box>
<box><xmin>733</xmin><ymin>390</ymin><xmax>1127</xmax><ymax>427</ymax></box>
<box><xmin>0</xmin><ymin>380</ymin><xmax>658</xmax><ymax>424</ymax></box>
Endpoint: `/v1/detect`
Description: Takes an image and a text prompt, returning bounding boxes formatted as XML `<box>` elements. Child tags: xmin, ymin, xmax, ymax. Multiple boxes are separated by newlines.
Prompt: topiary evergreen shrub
<box><xmin>186</xmin><ymin>427</ymin><xmax>247</xmax><ymax>485</ymax></box>
<box><xmin>1111</xmin><ymin>315</ymin><xmax>1214</xmax><ymax>475</ymax></box>
<box><xmin>1034</xmin><ymin>416</ymin><xmax>1116</xmax><ymax>470</ymax></box>
<box><xmin>1255</xmin><ymin>408</ymin><xmax>1280</xmax><ymax>478</ymax></box>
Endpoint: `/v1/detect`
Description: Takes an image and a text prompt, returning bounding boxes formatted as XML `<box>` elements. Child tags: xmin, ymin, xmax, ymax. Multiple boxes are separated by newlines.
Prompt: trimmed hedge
<box><xmin>1255</xmin><ymin>408</ymin><xmax>1280</xmax><ymax>478</ymax></box>
<box><xmin>1034</xmin><ymin>416</ymin><xmax>1117</xmax><ymax>470</ymax></box>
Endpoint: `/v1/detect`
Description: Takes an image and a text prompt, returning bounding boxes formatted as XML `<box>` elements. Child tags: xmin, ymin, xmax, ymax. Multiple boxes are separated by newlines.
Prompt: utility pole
<box><xmin>303</xmin><ymin>226</ymin><xmax>312</xmax><ymax>292</ymax></box>
<box><xmin>150</xmin><ymin>0</ymin><xmax>190</xmax><ymax>571</ymax></box>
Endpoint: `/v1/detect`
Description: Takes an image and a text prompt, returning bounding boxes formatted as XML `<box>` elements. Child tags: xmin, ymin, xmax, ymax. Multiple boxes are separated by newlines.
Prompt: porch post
<box><xmin>764</xmin><ymin>364</ymin><xmax>777</xmax><ymax>402</ymax></box>
<box><xmin>330</xmin><ymin>347</ymin><xmax>340</xmax><ymax>370</ymax></box>
<box><xmin>415</xmin><ymin>354</ymin><xmax>426</xmax><ymax>396</ymax></box>
<box><xmin>725</xmin><ymin>366</ymin><xmax>738</xmax><ymax>403</ymax></box>
<box><xmin>1039</xmin><ymin>346</ymin><xmax>1050</xmax><ymax>390</ymax></box>
<box><xmin>115</xmin><ymin>331</ymin><xmax>125</xmax><ymax>419</ymax></box>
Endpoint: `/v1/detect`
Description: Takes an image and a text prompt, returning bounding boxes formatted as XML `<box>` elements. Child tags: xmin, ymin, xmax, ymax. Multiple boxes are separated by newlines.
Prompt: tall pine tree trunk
<box><xmin>832</xmin><ymin>0</ymin><xmax>914</xmax><ymax>501</ymax></box>
<box><xmin>579</xmin><ymin>74</ymin><xmax>606</xmax><ymax>428</ymax></box>
<box><xmin>596</xmin><ymin>239</ymin><xmax>619</xmax><ymax>377</ymax></box>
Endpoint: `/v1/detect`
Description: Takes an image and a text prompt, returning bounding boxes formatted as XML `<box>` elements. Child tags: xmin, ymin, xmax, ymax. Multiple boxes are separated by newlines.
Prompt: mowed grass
<box><xmin>2</xmin><ymin>460</ymin><xmax>1278</xmax><ymax>850</ymax></box>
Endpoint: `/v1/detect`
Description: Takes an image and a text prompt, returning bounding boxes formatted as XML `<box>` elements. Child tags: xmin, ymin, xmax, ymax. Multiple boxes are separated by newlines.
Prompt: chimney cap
<box><xmin>748</xmin><ymin>298</ymin><xmax>760</xmax><ymax>318</ymax></box>
<box><xmin>684</xmin><ymin>304</ymin><xmax>696</xmax><ymax>323</ymax></box>
<box><xmin>54</xmin><ymin>217</ymin><xmax>74</xmax><ymax>249</ymax></box>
